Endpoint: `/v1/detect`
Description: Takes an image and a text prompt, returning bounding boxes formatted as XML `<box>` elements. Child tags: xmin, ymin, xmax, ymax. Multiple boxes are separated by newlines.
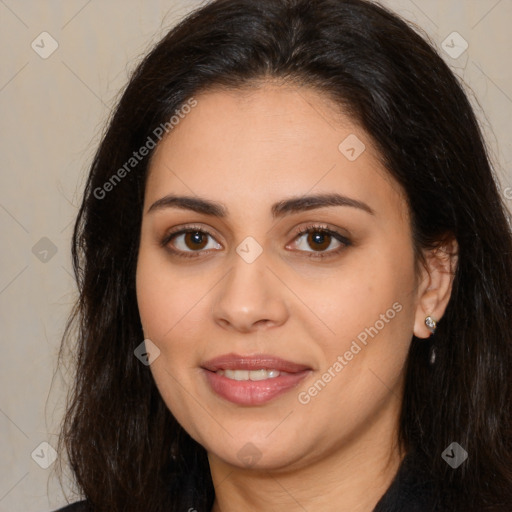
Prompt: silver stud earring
<box><xmin>425</xmin><ymin>315</ymin><xmax>437</xmax><ymax>334</ymax></box>
<box><xmin>425</xmin><ymin>316</ymin><xmax>437</xmax><ymax>365</ymax></box>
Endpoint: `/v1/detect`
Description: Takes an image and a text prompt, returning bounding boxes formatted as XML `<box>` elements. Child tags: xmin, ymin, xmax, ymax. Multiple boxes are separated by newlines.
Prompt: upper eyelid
<box><xmin>161</xmin><ymin>224</ymin><xmax>220</xmax><ymax>246</ymax></box>
<box><xmin>163</xmin><ymin>223</ymin><xmax>349</xmax><ymax>249</ymax></box>
<box><xmin>291</xmin><ymin>226</ymin><xmax>351</xmax><ymax>248</ymax></box>
<box><xmin>164</xmin><ymin>223</ymin><xmax>343</xmax><ymax>238</ymax></box>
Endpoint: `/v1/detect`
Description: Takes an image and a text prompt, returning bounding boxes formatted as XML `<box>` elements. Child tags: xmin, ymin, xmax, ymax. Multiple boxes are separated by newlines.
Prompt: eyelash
<box><xmin>160</xmin><ymin>223</ymin><xmax>352</xmax><ymax>260</ymax></box>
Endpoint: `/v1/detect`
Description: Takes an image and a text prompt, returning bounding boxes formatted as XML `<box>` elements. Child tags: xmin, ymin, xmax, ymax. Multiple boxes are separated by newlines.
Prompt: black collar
<box><xmin>372</xmin><ymin>450</ymin><xmax>438</xmax><ymax>512</ymax></box>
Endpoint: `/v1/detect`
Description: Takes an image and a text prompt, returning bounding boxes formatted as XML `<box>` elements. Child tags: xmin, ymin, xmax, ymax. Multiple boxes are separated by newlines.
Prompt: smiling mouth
<box><xmin>201</xmin><ymin>353</ymin><xmax>312</xmax><ymax>405</ymax></box>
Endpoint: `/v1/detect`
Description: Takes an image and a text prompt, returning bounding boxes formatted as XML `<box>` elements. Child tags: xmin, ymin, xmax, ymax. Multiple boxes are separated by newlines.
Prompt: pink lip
<box><xmin>201</xmin><ymin>353</ymin><xmax>311</xmax><ymax>372</ymax></box>
<box><xmin>201</xmin><ymin>353</ymin><xmax>312</xmax><ymax>406</ymax></box>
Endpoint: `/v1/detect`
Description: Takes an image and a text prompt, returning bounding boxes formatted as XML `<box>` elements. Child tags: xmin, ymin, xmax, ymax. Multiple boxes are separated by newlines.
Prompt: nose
<box><xmin>211</xmin><ymin>249</ymin><xmax>289</xmax><ymax>333</ymax></box>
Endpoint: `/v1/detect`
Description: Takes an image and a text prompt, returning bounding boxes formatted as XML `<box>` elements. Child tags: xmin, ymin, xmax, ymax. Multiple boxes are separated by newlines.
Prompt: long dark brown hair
<box><xmin>55</xmin><ymin>0</ymin><xmax>512</xmax><ymax>510</ymax></box>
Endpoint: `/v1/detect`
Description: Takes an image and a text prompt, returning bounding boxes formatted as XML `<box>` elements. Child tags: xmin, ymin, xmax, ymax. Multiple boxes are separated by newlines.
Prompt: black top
<box><xmin>54</xmin><ymin>503</ymin><xmax>89</xmax><ymax>512</ymax></box>
<box><xmin>53</xmin><ymin>450</ymin><xmax>437</xmax><ymax>512</ymax></box>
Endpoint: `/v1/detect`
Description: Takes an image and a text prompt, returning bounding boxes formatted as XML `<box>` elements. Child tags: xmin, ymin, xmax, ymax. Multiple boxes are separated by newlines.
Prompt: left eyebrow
<box><xmin>146</xmin><ymin>192</ymin><xmax>375</xmax><ymax>217</ymax></box>
<box><xmin>271</xmin><ymin>193</ymin><xmax>375</xmax><ymax>217</ymax></box>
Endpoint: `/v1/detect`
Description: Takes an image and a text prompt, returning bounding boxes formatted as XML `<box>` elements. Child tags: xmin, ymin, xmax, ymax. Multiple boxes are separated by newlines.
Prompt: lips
<box><xmin>201</xmin><ymin>353</ymin><xmax>311</xmax><ymax>373</ymax></box>
<box><xmin>201</xmin><ymin>353</ymin><xmax>312</xmax><ymax>406</ymax></box>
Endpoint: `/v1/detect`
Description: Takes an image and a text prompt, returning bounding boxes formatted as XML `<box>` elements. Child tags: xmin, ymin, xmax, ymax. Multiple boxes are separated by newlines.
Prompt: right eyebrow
<box><xmin>147</xmin><ymin>195</ymin><xmax>227</xmax><ymax>216</ymax></box>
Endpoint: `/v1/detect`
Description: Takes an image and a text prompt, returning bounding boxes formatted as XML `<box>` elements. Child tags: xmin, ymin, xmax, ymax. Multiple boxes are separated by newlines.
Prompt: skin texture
<box><xmin>135</xmin><ymin>83</ymin><xmax>458</xmax><ymax>512</ymax></box>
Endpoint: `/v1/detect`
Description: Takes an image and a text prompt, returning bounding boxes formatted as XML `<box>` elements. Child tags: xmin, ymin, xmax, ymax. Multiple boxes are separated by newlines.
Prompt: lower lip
<box><xmin>202</xmin><ymin>369</ymin><xmax>310</xmax><ymax>406</ymax></box>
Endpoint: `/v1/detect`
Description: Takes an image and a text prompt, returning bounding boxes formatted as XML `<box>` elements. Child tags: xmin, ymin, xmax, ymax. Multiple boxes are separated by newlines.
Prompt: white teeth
<box><xmin>216</xmin><ymin>369</ymin><xmax>281</xmax><ymax>380</ymax></box>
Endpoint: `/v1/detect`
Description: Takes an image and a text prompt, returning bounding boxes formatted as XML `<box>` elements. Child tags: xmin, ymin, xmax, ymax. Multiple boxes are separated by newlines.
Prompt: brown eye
<box><xmin>289</xmin><ymin>225</ymin><xmax>351</xmax><ymax>259</ymax></box>
<box><xmin>163</xmin><ymin>228</ymin><xmax>222</xmax><ymax>257</ymax></box>
<box><xmin>183</xmin><ymin>231</ymin><xmax>208</xmax><ymax>250</ymax></box>
<box><xmin>306</xmin><ymin>231</ymin><xmax>332</xmax><ymax>251</ymax></box>
<box><xmin>295</xmin><ymin>229</ymin><xmax>343</xmax><ymax>253</ymax></box>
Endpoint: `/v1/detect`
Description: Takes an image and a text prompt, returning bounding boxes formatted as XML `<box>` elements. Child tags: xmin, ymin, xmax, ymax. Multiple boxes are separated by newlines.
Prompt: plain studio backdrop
<box><xmin>0</xmin><ymin>1</ymin><xmax>511</xmax><ymax>510</ymax></box>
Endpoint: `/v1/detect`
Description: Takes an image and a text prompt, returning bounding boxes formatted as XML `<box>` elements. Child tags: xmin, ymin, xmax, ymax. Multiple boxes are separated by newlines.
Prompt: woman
<box><xmin>54</xmin><ymin>0</ymin><xmax>512</xmax><ymax>510</ymax></box>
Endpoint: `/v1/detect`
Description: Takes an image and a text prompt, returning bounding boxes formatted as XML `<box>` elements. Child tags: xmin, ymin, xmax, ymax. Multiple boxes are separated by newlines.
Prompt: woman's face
<box><xmin>136</xmin><ymin>84</ymin><xmax>425</xmax><ymax>471</ymax></box>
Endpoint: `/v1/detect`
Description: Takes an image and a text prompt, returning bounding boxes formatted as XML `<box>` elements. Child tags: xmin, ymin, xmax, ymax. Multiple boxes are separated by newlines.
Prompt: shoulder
<box><xmin>52</xmin><ymin>501</ymin><xmax>91</xmax><ymax>512</ymax></box>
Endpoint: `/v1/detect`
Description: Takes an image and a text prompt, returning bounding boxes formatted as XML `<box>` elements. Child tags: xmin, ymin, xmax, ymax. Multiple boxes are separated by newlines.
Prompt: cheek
<box><xmin>135</xmin><ymin>245</ymin><xmax>215</xmax><ymax>381</ymax></box>
<box><xmin>136</xmin><ymin>249</ymin><xmax>204</xmax><ymax>428</ymax></box>
<box><xmin>301</xmin><ymin>241</ymin><xmax>417</xmax><ymax>379</ymax></box>
<box><xmin>294</xmin><ymin>259</ymin><xmax>415</xmax><ymax>428</ymax></box>
<box><xmin>136</xmin><ymin>245</ymin><xmax>198</xmax><ymax>339</ymax></box>
<box><xmin>295</xmin><ymin>244</ymin><xmax>413</xmax><ymax>333</ymax></box>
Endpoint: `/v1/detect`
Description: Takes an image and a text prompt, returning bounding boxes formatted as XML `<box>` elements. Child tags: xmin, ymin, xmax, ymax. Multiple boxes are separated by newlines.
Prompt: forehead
<box><xmin>145</xmin><ymin>84</ymin><xmax>407</xmax><ymax>221</ymax></box>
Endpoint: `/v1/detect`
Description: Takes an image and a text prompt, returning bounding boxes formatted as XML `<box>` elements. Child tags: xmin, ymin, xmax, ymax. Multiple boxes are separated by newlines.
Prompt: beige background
<box><xmin>0</xmin><ymin>1</ymin><xmax>510</xmax><ymax>510</ymax></box>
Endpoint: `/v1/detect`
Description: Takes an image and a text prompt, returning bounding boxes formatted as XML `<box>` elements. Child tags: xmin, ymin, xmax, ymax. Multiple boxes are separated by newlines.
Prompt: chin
<box><xmin>203</xmin><ymin>433</ymin><xmax>313</xmax><ymax>472</ymax></box>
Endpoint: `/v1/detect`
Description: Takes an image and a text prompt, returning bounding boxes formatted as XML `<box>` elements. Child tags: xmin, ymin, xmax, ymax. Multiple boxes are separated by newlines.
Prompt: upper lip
<box><xmin>201</xmin><ymin>353</ymin><xmax>311</xmax><ymax>373</ymax></box>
